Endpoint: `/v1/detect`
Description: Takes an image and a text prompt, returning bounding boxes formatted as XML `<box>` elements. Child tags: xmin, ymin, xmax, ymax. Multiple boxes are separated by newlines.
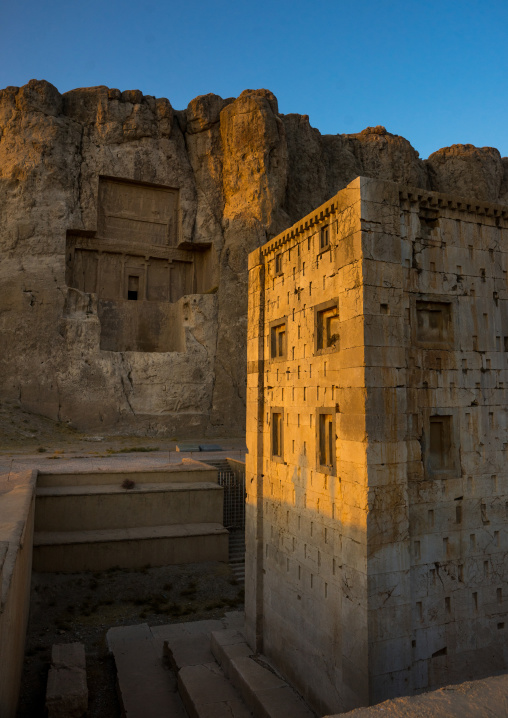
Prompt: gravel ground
<box><xmin>0</xmin><ymin>398</ymin><xmax>245</xmax><ymax>455</ymax></box>
<box><xmin>17</xmin><ymin>562</ymin><xmax>244</xmax><ymax>717</ymax></box>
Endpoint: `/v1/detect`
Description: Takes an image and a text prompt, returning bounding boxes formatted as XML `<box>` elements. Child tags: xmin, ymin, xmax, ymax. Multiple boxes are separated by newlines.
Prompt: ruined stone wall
<box><xmin>2</xmin><ymin>80</ymin><xmax>508</xmax><ymax>436</ymax></box>
<box><xmin>246</xmin><ymin>178</ymin><xmax>508</xmax><ymax>713</ymax></box>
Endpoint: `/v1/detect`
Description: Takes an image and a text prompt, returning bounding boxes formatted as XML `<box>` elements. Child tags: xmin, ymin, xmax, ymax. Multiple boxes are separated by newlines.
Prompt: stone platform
<box><xmin>32</xmin><ymin>459</ymin><xmax>228</xmax><ymax>571</ymax></box>
<box><xmin>107</xmin><ymin>613</ymin><xmax>315</xmax><ymax>718</ymax></box>
<box><xmin>33</xmin><ymin>522</ymin><xmax>228</xmax><ymax>572</ymax></box>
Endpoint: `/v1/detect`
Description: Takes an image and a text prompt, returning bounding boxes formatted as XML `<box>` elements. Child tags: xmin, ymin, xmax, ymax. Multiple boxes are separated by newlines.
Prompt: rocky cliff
<box><xmin>1</xmin><ymin>79</ymin><xmax>507</xmax><ymax>436</ymax></box>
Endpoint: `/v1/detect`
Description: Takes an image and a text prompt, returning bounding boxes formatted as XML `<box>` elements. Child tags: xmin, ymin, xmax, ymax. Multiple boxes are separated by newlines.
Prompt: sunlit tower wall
<box><xmin>245</xmin><ymin>177</ymin><xmax>508</xmax><ymax>715</ymax></box>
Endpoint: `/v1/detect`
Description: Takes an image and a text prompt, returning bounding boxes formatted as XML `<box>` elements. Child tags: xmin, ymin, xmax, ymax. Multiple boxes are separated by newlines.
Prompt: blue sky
<box><xmin>1</xmin><ymin>0</ymin><xmax>507</xmax><ymax>159</ymax></box>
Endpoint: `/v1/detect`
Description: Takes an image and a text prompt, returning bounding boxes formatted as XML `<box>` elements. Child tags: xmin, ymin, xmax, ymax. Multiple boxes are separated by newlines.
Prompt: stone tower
<box><xmin>245</xmin><ymin>176</ymin><xmax>508</xmax><ymax>714</ymax></box>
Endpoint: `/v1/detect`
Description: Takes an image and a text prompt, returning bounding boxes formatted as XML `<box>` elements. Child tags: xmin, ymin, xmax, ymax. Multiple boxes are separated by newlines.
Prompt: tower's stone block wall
<box><xmin>245</xmin><ymin>177</ymin><xmax>508</xmax><ymax>714</ymax></box>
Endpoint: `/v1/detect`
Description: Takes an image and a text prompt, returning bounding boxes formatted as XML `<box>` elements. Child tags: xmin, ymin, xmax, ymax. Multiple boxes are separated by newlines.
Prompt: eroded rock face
<box><xmin>1</xmin><ymin>79</ymin><xmax>507</xmax><ymax>436</ymax></box>
<box><xmin>426</xmin><ymin>144</ymin><xmax>504</xmax><ymax>202</ymax></box>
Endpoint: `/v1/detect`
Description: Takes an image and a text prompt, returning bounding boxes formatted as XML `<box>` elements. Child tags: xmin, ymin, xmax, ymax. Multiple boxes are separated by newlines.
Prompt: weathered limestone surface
<box><xmin>426</xmin><ymin>144</ymin><xmax>506</xmax><ymax>203</ymax></box>
<box><xmin>2</xmin><ymin>79</ymin><xmax>508</xmax><ymax>436</ymax></box>
<box><xmin>246</xmin><ymin>177</ymin><xmax>508</xmax><ymax>714</ymax></box>
<box><xmin>326</xmin><ymin>672</ymin><xmax>508</xmax><ymax>716</ymax></box>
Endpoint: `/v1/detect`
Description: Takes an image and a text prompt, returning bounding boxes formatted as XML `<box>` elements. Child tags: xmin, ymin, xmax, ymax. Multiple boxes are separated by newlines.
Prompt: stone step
<box><xmin>162</xmin><ymin>617</ymin><xmax>252</xmax><ymax>718</ymax></box>
<box><xmin>230</xmin><ymin>554</ymin><xmax>245</xmax><ymax>563</ymax></box>
<box><xmin>230</xmin><ymin>559</ymin><xmax>245</xmax><ymax>568</ymax></box>
<box><xmin>229</xmin><ymin>540</ymin><xmax>245</xmax><ymax>548</ymax></box>
<box><xmin>160</xmin><ymin>615</ymin><xmax>242</xmax><ymax>669</ymax></box>
<box><xmin>230</xmin><ymin>568</ymin><xmax>245</xmax><ymax>580</ymax></box>
<box><xmin>107</xmin><ymin>623</ymin><xmax>187</xmax><ymax>718</ymax></box>
<box><xmin>230</xmin><ymin>549</ymin><xmax>245</xmax><ymax>556</ymax></box>
<box><xmin>229</xmin><ymin>535</ymin><xmax>245</xmax><ymax>546</ymax></box>
<box><xmin>151</xmin><ymin>612</ymin><xmax>243</xmax><ymax>658</ymax></box>
<box><xmin>229</xmin><ymin>532</ymin><xmax>245</xmax><ymax>585</ymax></box>
<box><xmin>211</xmin><ymin>630</ymin><xmax>315</xmax><ymax>718</ymax></box>
<box><xmin>36</xmin><ymin>459</ymin><xmax>218</xmax><ymax>488</ymax></box>
<box><xmin>33</xmin><ymin>523</ymin><xmax>228</xmax><ymax>572</ymax></box>
<box><xmin>230</xmin><ymin>556</ymin><xmax>244</xmax><ymax>564</ymax></box>
<box><xmin>231</xmin><ymin>568</ymin><xmax>245</xmax><ymax>583</ymax></box>
<box><xmin>229</xmin><ymin>534</ymin><xmax>245</xmax><ymax>569</ymax></box>
<box><xmin>230</xmin><ymin>560</ymin><xmax>244</xmax><ymax>574</ymax></box>
<box><xmin>162</xmin><ymin>617</ymin><xmax>314</xmax><ymax>718</ymax></box>
<box><xmin>229</xmin><ymin>535</ymin><xmax>245</xmax><ymax>556</ymax></box>
<box><xmin>229</xmin><ymin>539</ymin><xmax>245</xmax><ymax>554</ymax></box>
<box><xmin>159</xmin><ymin>621</ymin><xmax>223</xmax><ymax>670</ymax></box>
<box><xmin>178</xmin><ymin>663</ymin><xmax>252</xmax><ymax>718</ymax></box>
<box><xmin>35</xmin><ymin>481</ymin><xmax>223</xmax><ymax>532</ymax></box>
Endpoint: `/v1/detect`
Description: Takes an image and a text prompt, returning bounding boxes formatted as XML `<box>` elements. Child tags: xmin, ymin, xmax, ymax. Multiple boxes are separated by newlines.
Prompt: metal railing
<box><xmin>218</xmin><ymin>471</ymin><xmax>246</xmax><ymax>530</ymax></box>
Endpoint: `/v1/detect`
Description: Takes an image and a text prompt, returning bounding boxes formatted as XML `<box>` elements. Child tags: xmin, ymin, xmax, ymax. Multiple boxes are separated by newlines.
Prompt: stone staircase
<box><xmin>107</xmin><ymin>613</ymin><xmax>315</xmax><ymax>718</ymax></box>
<box><xmin>32</xmin><ymin>461</ymin><xmax>228</xmax><ymax>571</ymax></box>
<box><xmin>229</xmin><ymin>529</ymin><xmax>245</xmax><ymax>585</ymax></box>
<box><xmin>203</xmin><ymin>459</ymin><xmax>246</xmax><ymax>583</ymax></box>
